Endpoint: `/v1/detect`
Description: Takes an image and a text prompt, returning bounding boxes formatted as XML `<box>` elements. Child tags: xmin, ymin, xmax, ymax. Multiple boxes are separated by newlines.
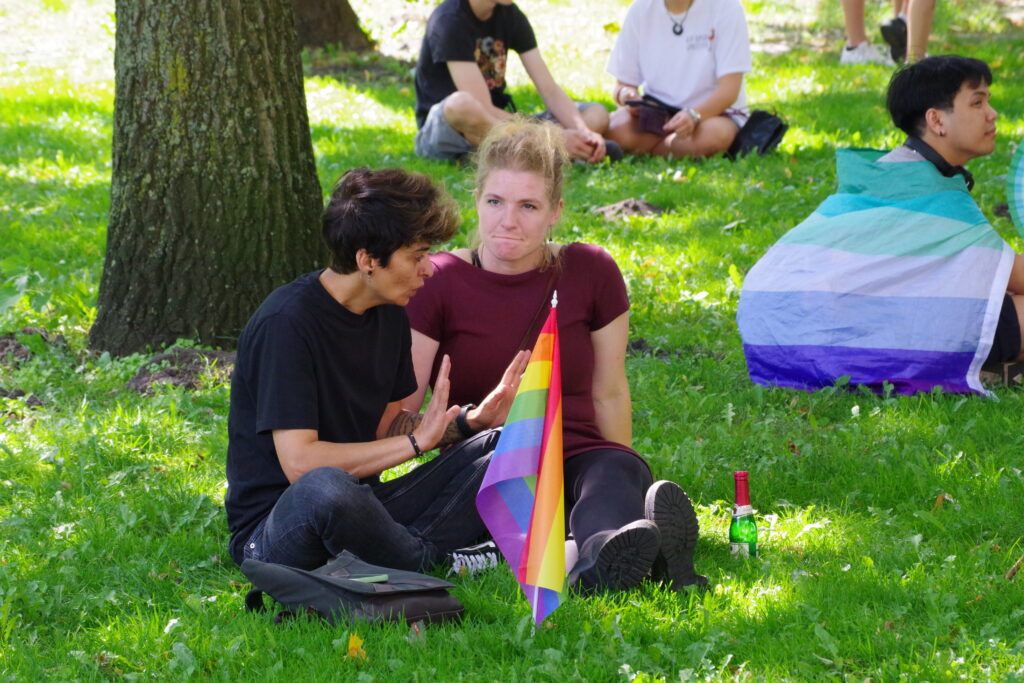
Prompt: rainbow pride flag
<box><xmin>476</xmin><ymin>298</ymin><xmax>565</xmax><ymax>624</ymax></box>
<box><xmin>738</xmin><ymin>148</ymin><xmax>1014</xmax><ymax>395</ymax></box>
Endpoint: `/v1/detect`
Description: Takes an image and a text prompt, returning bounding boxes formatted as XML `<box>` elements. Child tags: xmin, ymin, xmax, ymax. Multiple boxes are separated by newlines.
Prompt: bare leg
<box><xmin>906</xmin><ymin>0</ymin><xmax>936</xmax><ymax>61</ymax></box>
<box><xmin>606</xmin><ymin>107</ymin><xmax>663</xmax><ymax>155</ymax></box>
<box><xmin>442</xmin><ymin>91</ymin><xmax>501</xmax><ymax>147</ymax></box>
<box><xmin>580</xmin><ymin>103</ymin><xmax>610</xmax><ymax>136</ymax></box>
<box><xmin>656</xmin><ymin>116</ymin><xmax>740</xmax><ymax>159</ymax></box>
<box><xmin>842</xmin><ymin>0</ymin><xmax>868</xmax><ymax>46</ymax></box>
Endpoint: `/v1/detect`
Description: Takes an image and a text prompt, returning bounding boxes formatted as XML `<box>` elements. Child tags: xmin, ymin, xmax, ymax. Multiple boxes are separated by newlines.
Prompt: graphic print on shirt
<box><xmin>475</xmin><ymin>36</ymin><xmax>508</xmax><ymax>89</ymax></box>
<box><xmin>687</xmin><ymin>28</ymin><xmax>715</xmax><ymax>52</ymax></box>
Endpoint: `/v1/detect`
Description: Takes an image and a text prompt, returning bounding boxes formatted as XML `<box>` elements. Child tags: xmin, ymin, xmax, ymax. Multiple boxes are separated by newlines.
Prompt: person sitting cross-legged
<box><xmin>604</xmin><ymin>0</ymin><xmax>753</xmax><ymax>159</ymax></box>
<box><xmin>738</xmin><ymin>56</ymin><xmax>1023</xmax><ymax>395</ymax></box>
<box><xmin>414</xmin><ymin>0</ymin><xmax>616</xmax><ymax>164</ymax></box>
<box><xmin>225</xmin><ymin>168</ymin><xmax>527</xmax><ymax>573</ymax></box>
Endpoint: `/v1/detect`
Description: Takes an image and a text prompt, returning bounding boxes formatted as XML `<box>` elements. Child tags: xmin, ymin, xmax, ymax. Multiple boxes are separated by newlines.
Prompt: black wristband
<box><xmin>456</xmin><ymin>404</ymin><xmax>479</xmax><ymax>438</ymax></box>
<box><xmin>407</xmin><ymin>433</ymin><xmax>422</xmax><ymax>458</ymax></box>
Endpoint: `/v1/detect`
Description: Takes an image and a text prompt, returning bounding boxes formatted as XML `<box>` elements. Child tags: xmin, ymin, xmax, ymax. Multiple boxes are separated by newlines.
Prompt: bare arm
<box><xmin>447</xmin><ymin>61</ymin><xmax>515</xmax><ymax>120</ymax></box>
<box><xmin>664</xmin><ymin>72</ymin><xmax>744</xmax><ymax>137</ymax></box>
<box><xmin>1008</xmin><ymin>253</ymin><xmax>1024</xmax><ymax>294</ymax></box>
<box><xmin>519</xmin><ymin>48</ymin><xmax>605</xmax><ymax>162</ymax></box>
<box><xmin>612</xmin><ymin>79</ymin><xmax>642</xmax><ymax>117</ymax></box>
<box><xmin>273</xmin><ymin>356</ymin><xmax>461</xmax><ymax>483</ymax></box>
<box><xmin>590</xmin><ymin>312</ymin><xmax>632</xmax><ymax>447</ymax></box>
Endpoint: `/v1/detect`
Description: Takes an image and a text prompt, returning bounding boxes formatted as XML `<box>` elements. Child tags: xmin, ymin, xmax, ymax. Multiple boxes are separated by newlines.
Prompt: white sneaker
<box><xmin>840</xmin><ymin>41</ymin><xmax>894</xmax><ymax>66</ymax></box>
<box><xmin>448</xmin><ymin>541</ymin><xmax>501</xmax><ymax>576</ymax></box>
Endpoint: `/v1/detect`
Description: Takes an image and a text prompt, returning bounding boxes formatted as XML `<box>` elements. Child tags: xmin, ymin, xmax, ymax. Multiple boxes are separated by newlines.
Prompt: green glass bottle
<box><xmin>729</xmin><ymin>471</ymin><xmax>757</xmax><ymax>558</ymax></box>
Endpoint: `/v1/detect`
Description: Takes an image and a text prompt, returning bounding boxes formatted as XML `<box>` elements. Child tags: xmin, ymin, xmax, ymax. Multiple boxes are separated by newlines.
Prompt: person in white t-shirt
<box><xmin>605</xmin><ymin>0</ymin><xmax>752</xmax><ymax>158</ymax></box>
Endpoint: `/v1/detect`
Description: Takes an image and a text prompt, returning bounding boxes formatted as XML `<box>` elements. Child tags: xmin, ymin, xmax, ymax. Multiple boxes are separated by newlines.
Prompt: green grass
<box><xmin>3</xmin><ymin>0</ymin><xmax>1024</xmax><ymax>679</ymax></box>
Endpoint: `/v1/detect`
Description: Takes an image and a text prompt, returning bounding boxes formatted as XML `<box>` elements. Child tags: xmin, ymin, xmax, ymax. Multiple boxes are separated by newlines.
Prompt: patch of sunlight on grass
<box><xmin>304</xmin><ymin>78</ymin><xmax>414</xmax><ymax>132</ymax></box>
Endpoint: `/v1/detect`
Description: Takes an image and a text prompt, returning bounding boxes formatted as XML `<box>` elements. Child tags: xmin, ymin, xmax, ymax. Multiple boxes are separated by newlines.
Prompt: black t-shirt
<box><xmin>414</xmin><ymin>0</ymin><xmax>537</xmax><ymax>128</ymax></box>
<box><xmin>224</xmin><ymin>271</ymin><xmax>417</xmax><ymax>565</ymax></box>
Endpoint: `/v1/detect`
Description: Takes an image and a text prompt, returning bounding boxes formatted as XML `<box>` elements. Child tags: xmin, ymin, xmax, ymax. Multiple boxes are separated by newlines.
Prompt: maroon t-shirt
<box><xmin>407</xmin><ymin>242</ymin><xmax>640</xmax><ymax>461</ymax></box>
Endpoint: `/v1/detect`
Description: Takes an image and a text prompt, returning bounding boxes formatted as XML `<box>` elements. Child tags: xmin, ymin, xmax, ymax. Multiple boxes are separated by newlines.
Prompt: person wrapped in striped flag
<box><xmin>739</xmin><ymin>56</ymin><xmax>1022</xmax><ymax>395</ymax></box>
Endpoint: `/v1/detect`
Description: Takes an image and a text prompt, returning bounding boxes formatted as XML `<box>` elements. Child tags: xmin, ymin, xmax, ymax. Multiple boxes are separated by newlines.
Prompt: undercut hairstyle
<box><xmin>475</xmin><ymin>117</ymin><xmax>569</xmax><ymax>204</ymax></box>
<box><xmin>887</xmin><ymin>55</ymin><xmax>992</xmax><ymax>137</ymax></box>
<box><xmin>322</xmin><ymin>168</ymin><xmax>459</xmax><ymax>274</ymax></box>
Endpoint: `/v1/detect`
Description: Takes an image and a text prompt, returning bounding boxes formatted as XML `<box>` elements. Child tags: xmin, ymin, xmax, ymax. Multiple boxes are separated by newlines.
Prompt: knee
<box><xmin>602</xmin><ymin>450</ymin><xmax>651</xmax><ymax>484</ymax></box>
<box><xmin>691</xmin><ymin>122</ymin><xmax>738</xmax><ymax>157</ymax></box>
<box><xmin>443</xmin><ymin>92</ymin><xmax>486</xmax><ymax>130</ymax></box>
<box><xmin>290</xmin><ymin>466</ymin><xmax>367</xmax><ymax>510</ymax></box>
<box><xmin>580</xmin><ymin>103</ymin><xmax>610</xmax><ymax>135</ymax></box>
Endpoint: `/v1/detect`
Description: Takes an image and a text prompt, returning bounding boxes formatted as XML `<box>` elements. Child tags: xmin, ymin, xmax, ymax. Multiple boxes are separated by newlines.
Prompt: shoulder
<box><xmin>713</xmin><ymin>0</ymin><xmax>748</xmax><ymax>20</ymax></box>
<box><xmin>428</xmin><ymin>250</ymin><xmax>469</xmax><ymax>277</ymax></box>
<box><xmin>503</xmin><ymin>2</ymin><xmax>532</xmax><ymax>22</ymax></box>
<box><xmin>253</xmin><ymin>272</ymin><xmax>320</xmax><ymax>318</ymax></box>
<box><xmin>427</xmin><ymin>0</ymin><xmax>475</xmax><ymax>36</ymax></box>
<box><xmin>564</xmin><ymin>242</ymin><xmax>622</xmax><ymax>271</ymax></box>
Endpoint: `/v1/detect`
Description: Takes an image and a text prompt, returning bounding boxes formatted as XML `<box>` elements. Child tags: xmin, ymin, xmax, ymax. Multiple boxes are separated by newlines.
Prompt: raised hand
<box><xmin>467</xmin><ymin>349</ymin><xmax>531</xmax><ymax>430</ymax></box>
<box><xmin>412</xmin><ymin>354</ymin><xmax>461</xmax><ymax>451</ymax></box>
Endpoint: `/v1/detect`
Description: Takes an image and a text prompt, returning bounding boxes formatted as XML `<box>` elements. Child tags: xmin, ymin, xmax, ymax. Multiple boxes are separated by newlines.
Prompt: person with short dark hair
<box><xmin>739</xmin><ymin>56</ymin><xmax>1022</xmax><ymax>394</ymax></box>
<box><xmin>225</xmin><ymin>168</ymin><xmax>524</xmax><ymax>572</ymax></box>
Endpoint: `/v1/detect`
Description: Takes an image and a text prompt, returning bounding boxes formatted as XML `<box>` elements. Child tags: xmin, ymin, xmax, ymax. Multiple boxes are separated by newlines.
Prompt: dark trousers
<box><xmin>242</xmin><ymin>429</ymin><xmax>500</xmax><ymax>571</ymax></box>
<box><xmin>565</xmin><ymin>448</ymin><xmax>654</xmax><ymax>549</ymax></box>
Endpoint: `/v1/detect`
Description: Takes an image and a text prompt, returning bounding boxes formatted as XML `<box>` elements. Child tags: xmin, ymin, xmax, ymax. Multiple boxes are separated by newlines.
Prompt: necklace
<box><xmin>666</xmin><ymin>0</ymin><xmax>692</xmax><ymax>36</ymax></box>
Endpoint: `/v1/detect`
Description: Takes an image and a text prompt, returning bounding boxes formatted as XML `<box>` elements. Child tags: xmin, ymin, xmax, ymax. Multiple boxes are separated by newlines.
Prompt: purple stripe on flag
<box><xmin>479</xmin><ymin>444</ymin><xmax>543</xmax><ymax>485</ymax></box>
<box><xmin>495</xmin><ymin>477</ymin><xmax>535</xmax><ymax>533</ymax></box>
<box><xmin>743</xmin><ymin>343</ymin><xmax>978</xmax><ymax>395</ymax></box>
<box><xmin>476</xmin><ymin>486</ymin><xmax>526</xmax><ymax>568</ymax></box>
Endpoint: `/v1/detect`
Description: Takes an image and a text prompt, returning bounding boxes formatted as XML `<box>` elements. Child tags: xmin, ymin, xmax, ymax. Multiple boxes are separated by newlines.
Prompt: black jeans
<box><xmin>243</xmin><ymin>429</ymin><xmax>500</xmax><ymax>571</ymax></box>
<box><xmin>565</xmin><ymin>448</ymin><xmax>654</xmax><ymax>550</ymax></box>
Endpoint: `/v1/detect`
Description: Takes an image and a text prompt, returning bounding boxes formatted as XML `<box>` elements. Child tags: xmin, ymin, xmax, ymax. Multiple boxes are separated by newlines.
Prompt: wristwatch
<box><xmin>456</xmin><ymin>403</ymin><xmax>479</xmax><ymax>438</ymax></box>
<box><xmin>686</xmin><ymin>108</ymin><xmax>702</xmax><ymax>126</ymax></box>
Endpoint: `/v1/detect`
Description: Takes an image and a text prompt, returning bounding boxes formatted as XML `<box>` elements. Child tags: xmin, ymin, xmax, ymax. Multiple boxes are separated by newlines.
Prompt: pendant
<box><xmin>672</xmin><ymin>22</ymin><xmax>684</xmax><ymax>35</ymax></box>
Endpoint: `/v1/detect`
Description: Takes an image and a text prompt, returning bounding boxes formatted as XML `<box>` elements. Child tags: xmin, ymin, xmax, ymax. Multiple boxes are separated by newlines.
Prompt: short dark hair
<box><xmin>886</xmin><ymin>55</ymin><xmax>992</xmax><ymax>137</ymax></box>
<box><xmin>322</xmin><ymin>168</ymin><xmax>459</xmax><ymax>274</ymax></box>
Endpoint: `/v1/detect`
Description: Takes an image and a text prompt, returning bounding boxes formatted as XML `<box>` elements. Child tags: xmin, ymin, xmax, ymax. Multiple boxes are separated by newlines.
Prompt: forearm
<box><xmin>540</xmin><ymin>87</ymin><xmax>588</xmax><ymax>130</ymax></box>
<box><xmin>593</xmin><ymin>392</ymin><xmax>633</xmax><ymax>447</ymax></box>
<box><xmin>613</xmin><ymin>81</ymin><xmax>640</xmax><ymax>107</ymax></box>
<box><xmin>692</xmin><ymin>74</ymin><xmax>743</xmax><ymax>119</ymax></box>
<box><xmin>277</xmin><ymin>434</ymin><xmax>418</xmax><ymax>483</ymax></box>
<box><xmin>1008</xmin><ymin>253</ymin><xmax>1024</xmax><ymax>294</ymax></box>
<box><xmin>385</xmin><ymin>409</ymin><xmax>465</xmax><ymax>448</ymax></box>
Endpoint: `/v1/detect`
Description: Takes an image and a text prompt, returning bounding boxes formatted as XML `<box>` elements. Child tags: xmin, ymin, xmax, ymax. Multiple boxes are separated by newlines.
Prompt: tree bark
<box><xmin>91</xmin><ymin>0</ymin><xmax>324</xmax><ymax>355</ymax></box>
<box><xmin>291</xmin><ymin>0</ymin><xmax>374</xmax><ymax>52</ymax></box>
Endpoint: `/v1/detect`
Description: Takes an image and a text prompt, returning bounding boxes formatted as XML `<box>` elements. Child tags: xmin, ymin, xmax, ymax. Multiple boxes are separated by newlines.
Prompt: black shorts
<box><xmin>986</xmin><ymin>294</ymin><xmax>1021</xmax><ymax>364</ymax></box>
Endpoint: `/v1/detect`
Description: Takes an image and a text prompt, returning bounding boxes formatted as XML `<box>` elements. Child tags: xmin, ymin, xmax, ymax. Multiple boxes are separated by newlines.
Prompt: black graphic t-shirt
<box><xmin>414</xmin><ymin>0</ymin><xmax>537</xmax><ymax>128</ymax></box>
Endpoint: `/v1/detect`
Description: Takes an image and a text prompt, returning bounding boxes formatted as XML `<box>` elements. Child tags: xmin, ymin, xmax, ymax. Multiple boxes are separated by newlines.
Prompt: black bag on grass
<box><xmin>241</xmin><ymin>551</ymin><xmax>464</xmax><ymax>626</ymax></box>
<box><xmin>726</xmin><ymin>110</ymin><xmax>788</xmax><ymax>160</ymax></box>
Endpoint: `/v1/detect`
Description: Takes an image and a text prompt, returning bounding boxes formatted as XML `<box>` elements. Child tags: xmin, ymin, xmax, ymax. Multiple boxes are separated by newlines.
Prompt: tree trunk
<box><xmin>91</xmin><ymin>0</ymin><xmax>325</xmax><ymax>356</ymax></box>
<box><xmin>292</xmin><ymin>0</ymin><xmax>374</xmax><ymax>52</ymax></box>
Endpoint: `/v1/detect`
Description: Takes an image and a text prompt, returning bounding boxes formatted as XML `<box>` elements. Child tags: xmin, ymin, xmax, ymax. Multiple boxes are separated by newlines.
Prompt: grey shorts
<box><xmin>415</xmin><ymin>98</ymin><xmax>475</xmax><ymax>161</ymax></box>
<box><xmin>414</xmin><ymin>95</ymin><xmax>603</xmax><ymax>162</ymax></box>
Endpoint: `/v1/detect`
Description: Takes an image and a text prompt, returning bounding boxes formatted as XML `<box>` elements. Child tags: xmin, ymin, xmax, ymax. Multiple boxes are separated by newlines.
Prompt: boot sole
<box><xmin>592</xmin><ymin>521</ymin><xmax>661</xmax><ymax>591</ymax></box>
<box><xmin>645</xmin><ymin>481</ymin><xmax>707</xmax><ymax>590</ymax></box>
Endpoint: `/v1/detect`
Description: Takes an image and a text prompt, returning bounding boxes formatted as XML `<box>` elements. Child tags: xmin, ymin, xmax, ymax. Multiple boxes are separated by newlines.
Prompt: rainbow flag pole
<box><xmin>476</xmin><ymin>292</ymin><xmax>565</xmax><ymax>624</ymax></box>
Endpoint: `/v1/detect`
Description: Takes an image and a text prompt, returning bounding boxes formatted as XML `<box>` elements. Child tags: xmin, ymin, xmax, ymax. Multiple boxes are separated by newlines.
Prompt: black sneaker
<box><xmin>603</xmin><ymin>139</ymin><xmax>625</xmax><ymax>163</ymax></box>
<box><xmin>448</xmin><ymin>541</ymin><xmax>501</xmax><ymax>577</ymax></box>
<box><xmin>569</xmin><ymin>519</ymin><xmax>660</xmax><ymax>591</ymax></box>
<box><xmin>879</xmin><ymin>16</ymin><xmax>907</xmax><ymax>63</ymax></box>
<box><xmin>644</xmin><ymin>480</ymin><xmax>708</xmax><ymax>590</ymax></box>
